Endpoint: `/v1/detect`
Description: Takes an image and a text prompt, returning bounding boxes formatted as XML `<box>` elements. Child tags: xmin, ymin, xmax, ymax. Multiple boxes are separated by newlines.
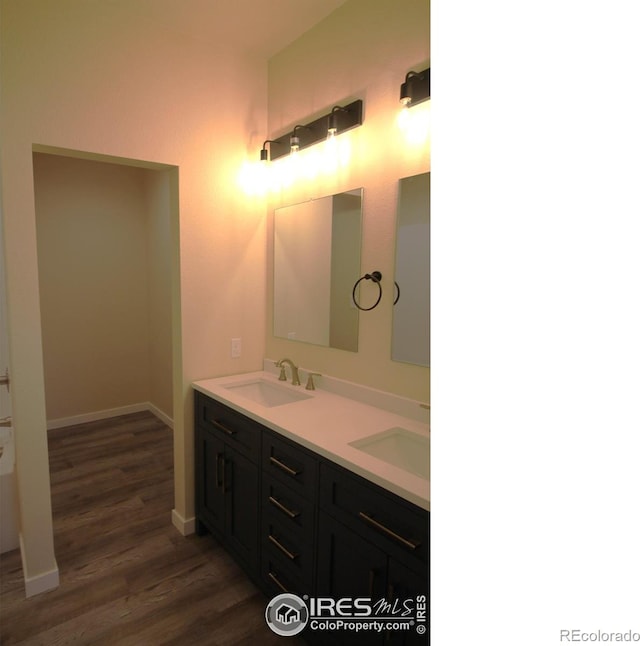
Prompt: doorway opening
<box><xmin>32</xmin><ymin>146</ymin><xmax>180</xmax><ymax>429</ymax></box>
<box><xmin>31</xmin><ymin>144</ymin><xmax>181</xmax><ymax>562</ymax></box>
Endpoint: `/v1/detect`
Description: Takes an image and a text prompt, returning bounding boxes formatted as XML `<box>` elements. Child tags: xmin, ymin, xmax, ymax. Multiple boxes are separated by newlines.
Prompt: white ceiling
<box><xmin>113</xmin><ymin>0</ymin><xmax>349</xmax><ymax>58</ymax></box>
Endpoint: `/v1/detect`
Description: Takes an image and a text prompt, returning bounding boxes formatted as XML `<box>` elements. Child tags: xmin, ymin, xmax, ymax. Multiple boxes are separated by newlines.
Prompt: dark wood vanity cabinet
<box><xmin>194</xmin><ymin>391</ymin><xmax>260</xmax><ymax>575</ymax></box>
<box><xmin>194</xmin><ymin>389</ymin><xmax>429</xmax><ymax>643</ymax></box>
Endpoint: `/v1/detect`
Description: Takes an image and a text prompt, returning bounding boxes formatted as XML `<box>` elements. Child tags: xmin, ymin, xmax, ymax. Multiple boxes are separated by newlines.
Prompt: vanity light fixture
<box><xmin>260</xmin><ymin>140</ymin><xmax>281</xmax><ymax>161</ymax></box>
<box><xmin>262</xmin><ymin>98</ymin><xmax>363</xmax><ymax>161</ymax></box>
<box><xmin>399</xmin><ymin>68</ymin><xmax>430</xmax><ymax>107</ymax></box>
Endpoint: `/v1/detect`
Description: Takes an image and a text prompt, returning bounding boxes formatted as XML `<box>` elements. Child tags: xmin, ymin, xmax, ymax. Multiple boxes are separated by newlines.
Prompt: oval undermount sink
<box><xmin>349</xmin><ymin>427</ymin><xmax>430</xmax><ymax>480</ymax></box>
<box><xmin>222</xmin><ymin>379</ymin><xmax>312</xmax><ymax>408</ymax></box>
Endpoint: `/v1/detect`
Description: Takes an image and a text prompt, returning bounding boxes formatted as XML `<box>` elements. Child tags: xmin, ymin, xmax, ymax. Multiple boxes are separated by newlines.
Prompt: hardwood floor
<box><xmin>0</xmin><ymin>411</ymin><xmax>301</xmax><ymax>645</ymax></box>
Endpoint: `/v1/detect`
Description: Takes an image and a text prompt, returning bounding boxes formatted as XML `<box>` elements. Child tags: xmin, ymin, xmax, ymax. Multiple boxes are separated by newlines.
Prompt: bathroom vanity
<box><xmin>193</xmin><ymin>366</ymin><xmax>429</xmax><ymax>644</ymax></box>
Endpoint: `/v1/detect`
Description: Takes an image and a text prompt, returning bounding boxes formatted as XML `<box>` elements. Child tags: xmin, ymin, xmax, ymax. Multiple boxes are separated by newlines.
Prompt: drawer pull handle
<box><xmin>210</xmin><ymin>419</ymin><xmax>237</xmax><ymax>436</ymax></box>
<box><xmin>268</xmin><ymin>534</ymin><xmax>298</xmax><ymax>561</ymax></box>
<box><xmin>223</xmin><ymin>459</ymin><xmax>231</xmax><ymax>491</ymax></box>
<box><xmin>216</xmin><ymin>453</ymin><xmax>224</xmax><ymax>489</ymax></box>
<box><xmin>269</xmin><ymin>456</ymin><xmax>300</xmax><ymax>477</ymax></box>
<box><xmin>268</xmin><ymin>495</ymin><xmax>300</xmax><ymax>519</ymax></box>
<box><xmin>268</xmin><ymin>571</ymin><xmax>289</xmax><ymax>593</ymax></box>
<box><xmin>358</xmin><ymin>512</ymin><xmax>420</xmax><ymax>550</ymax></box>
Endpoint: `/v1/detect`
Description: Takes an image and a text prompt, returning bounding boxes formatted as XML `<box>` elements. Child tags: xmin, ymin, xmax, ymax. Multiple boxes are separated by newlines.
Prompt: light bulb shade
<box><xmin>399</xmin><ymin>68</ymin><xmax>430</xmax><ymax>107</ymax></box>
<box><xmin>328</xmin><ymin>111</ymin><xmax>339</xmax><ymax>134</ymax></box>
<box><xmin>290</xmin><ymin>134</ymin><xmax>300</xmax><ymax>152</ymax></box>
<box><xmin>400</xmin><ymin>81</ymin><xmax>411</xmax><ymax>105</ymax></box>
<box><xmin>259</xmin><ymin>140</ymin><xmax>281</xmax><ymax>162</ymax></box>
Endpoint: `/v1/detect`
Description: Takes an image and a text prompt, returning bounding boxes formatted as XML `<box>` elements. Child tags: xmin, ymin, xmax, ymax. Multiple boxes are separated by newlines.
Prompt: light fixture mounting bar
<box><xmin>269</xmin><ymin>99</ymin><xmax>363</xmax><ymax>161</ymax></box>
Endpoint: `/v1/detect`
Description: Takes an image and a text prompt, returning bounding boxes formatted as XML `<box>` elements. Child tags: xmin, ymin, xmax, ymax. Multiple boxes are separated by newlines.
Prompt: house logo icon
<box><xmin>276</xmin><ymin>603</ymin><xmax>301</xmax><ymax>625</ymax></box>
<box><xmin>265</xmin><ymin>593</ymin><xmax>309</xmax><ymax>636</ymax></box>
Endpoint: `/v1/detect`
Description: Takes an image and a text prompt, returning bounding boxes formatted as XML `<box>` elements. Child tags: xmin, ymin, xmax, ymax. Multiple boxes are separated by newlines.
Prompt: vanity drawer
<box><xmin>261</xmin><ymin>552</ymin><xmax>312</xmax><ymax>598</ymax></box>
<box><xmin>262</xmin><ymin>474</ymin><xmax>315</xmax><ymax>540</ymax></box>
<box><xmin>195</xmin><ymin>392</ymin><xmax>261</xmax><ymax>462</ymax></box>
<box><xmin>319</xmin><ymin>461</ymin><xmax>429</xmax><ymax>570</ymax></box>
<box><xmin>262</xmin><ymin>431</ymin><xmax>318</xmax><ymax>499</ymax></box>
<box><xmin>262</xmin><ymin>515</ymin><xmax>314</xmax><ymax>591</ymax></box>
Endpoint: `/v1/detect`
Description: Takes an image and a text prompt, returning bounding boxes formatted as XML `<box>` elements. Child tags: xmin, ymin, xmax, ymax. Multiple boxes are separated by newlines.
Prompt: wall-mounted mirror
<box><xmin>274</xmin><ymin>189</ymin><xmax>362</xmax><ymax>352</ymax></box>
<box><xmin>392</xmin><ymin>173</ymin><xmax>430</xmax><ymax>367</ymax></box>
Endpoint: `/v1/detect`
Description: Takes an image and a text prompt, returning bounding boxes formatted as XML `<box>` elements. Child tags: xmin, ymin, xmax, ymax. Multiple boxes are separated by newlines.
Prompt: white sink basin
<box><xmin>349</xmin><ymin>427</ymin><xmax>430</xmax><ymax>480</ymax></box>
<box><xmin>222</xmin><ymin>379</ymin><xmax>312</xmax><ymax>408</ymax></box>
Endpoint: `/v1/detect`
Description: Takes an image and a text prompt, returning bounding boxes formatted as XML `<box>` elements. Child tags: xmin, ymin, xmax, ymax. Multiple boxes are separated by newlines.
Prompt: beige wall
<box><xmin>266</xmin><ymin>0</ymin><xmax>430</xmax><ymax>401</ymax></box>
<box><xmin>33</xmin><ymin>153</ymin><xmax>173</xmax><ymax>423</ymax></box>
<box><xmin>1</xmin><ymin>1</ymin><xmax>268</xmax><ymax>590</ymax></box>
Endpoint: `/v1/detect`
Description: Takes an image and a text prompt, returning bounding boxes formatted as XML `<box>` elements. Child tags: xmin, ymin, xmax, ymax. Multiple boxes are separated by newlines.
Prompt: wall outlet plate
<box><xmin>231</xmin><ymin>338</ymin><xmax>241</xmax><ymax>358</ymax></box>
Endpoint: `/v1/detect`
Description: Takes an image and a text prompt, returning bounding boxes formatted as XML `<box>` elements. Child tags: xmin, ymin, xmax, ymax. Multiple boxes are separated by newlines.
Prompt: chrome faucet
<box><xmin>275</xmin><ymin>358</ymin><xmax>301</xmax><ymax>386</ymax></box>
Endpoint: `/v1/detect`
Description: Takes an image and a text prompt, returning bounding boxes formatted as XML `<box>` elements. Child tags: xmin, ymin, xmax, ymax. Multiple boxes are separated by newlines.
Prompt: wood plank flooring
<box><xmin>0</xmin><ymin>411</ymin><xmax>301</xmax><ymax>645</ymax></box>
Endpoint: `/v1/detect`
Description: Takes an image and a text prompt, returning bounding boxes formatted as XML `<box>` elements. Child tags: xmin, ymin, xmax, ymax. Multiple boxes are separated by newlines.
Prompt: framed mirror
<box><xmin>392</xmin><ymin>172</ymin><xmax>430</xmax><ymax>367</ymax></box>
<box><xmin>273</xmin><ymin>189</ymin><xmax>363</xmax><ymax>352</ymax></box>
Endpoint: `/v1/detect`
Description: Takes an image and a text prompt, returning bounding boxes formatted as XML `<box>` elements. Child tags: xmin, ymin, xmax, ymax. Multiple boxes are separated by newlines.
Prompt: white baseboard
<box><xmin>172</xmin><ymin>509</ymin><xmax>196</xmax><ymax>536</ymax></box>
<box><xmin>19</xmin><ymin>534</ymin><xmax>60</xmax><ymax>597</ymax></box>
<box><xmin>25</xmin><ymin>567</ymin><xmax>60</xmax><ymax>597</ymax></box>
<box><xmin>47</xmin><ymin>402</ymin><xmax>173</xmax><ymax>430</ymax></box>
<box><xmin>147</xmin><ymin>403</ymin><xmax>173</xmax><ymax>429</ymax></box>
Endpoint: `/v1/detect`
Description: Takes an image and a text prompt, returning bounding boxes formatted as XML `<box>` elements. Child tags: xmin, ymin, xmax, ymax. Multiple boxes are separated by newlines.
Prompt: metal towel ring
<box><xmin>352</xmin><ymin>271</ymin><xmax>383</xmax><ymax>311</ymax></box>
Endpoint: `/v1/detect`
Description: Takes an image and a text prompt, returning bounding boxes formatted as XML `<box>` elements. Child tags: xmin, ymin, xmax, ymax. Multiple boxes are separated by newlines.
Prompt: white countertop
<box><xmin>193</xmin><ymin>366</ymin><xmax>430</xmax><ymax>511</ymax></box>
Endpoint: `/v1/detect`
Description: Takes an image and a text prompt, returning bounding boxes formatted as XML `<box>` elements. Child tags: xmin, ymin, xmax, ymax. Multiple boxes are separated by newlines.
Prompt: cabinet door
<box><xmin>386</xmin><ymin>559</ymin><xmax>429</xmax><ymax>645</ymax></box>
<box><xmin>225</xmin><ymin>447</ymin><xmax>260</xmax><ymax>572</ymax></box>
<box><xmin>320</xmin><ymin>462</ymin><xmax>429</xmax><ymax>573</ymax></box>
<box><xmin>316</xmin><ymin>511</ymin><xmax>386</xmax><ymax>646</ymax></box>
<box><xmin>195</xmin><ymin>427</ymin><xmax>225</xmax><ymax>537</ymax></box>
<box><xmin>317</xmin><ymin>511</ymin><xmax>388</xmax><ymax>599</ymax></box>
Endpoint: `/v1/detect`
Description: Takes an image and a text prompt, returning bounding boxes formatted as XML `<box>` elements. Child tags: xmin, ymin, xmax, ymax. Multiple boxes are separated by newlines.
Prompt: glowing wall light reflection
<box><xmin>261</xmin><ymin>153</ymin><xmax>294</xmax><ymax>192</ymax></box>
<box><xmin>397</xmin><ymin>99</ymin><xmax>431</xmax><ymax>148</ymax></box>
<box><xmin>237</xmin><ymin>159</ymin><xmax>270</xmax><ymax>197</ymax></box>
<box><xmin>237</xmin><ymin>135</ymin><xmax>353</xmax><ymax>197</ymax></box>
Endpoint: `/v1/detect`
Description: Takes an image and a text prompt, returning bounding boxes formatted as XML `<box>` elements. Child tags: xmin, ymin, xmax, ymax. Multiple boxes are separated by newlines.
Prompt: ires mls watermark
<box><xmin>265</xmin><ymin>593</ymin><xmax>429</xmax><ymax>638</ymax></box>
